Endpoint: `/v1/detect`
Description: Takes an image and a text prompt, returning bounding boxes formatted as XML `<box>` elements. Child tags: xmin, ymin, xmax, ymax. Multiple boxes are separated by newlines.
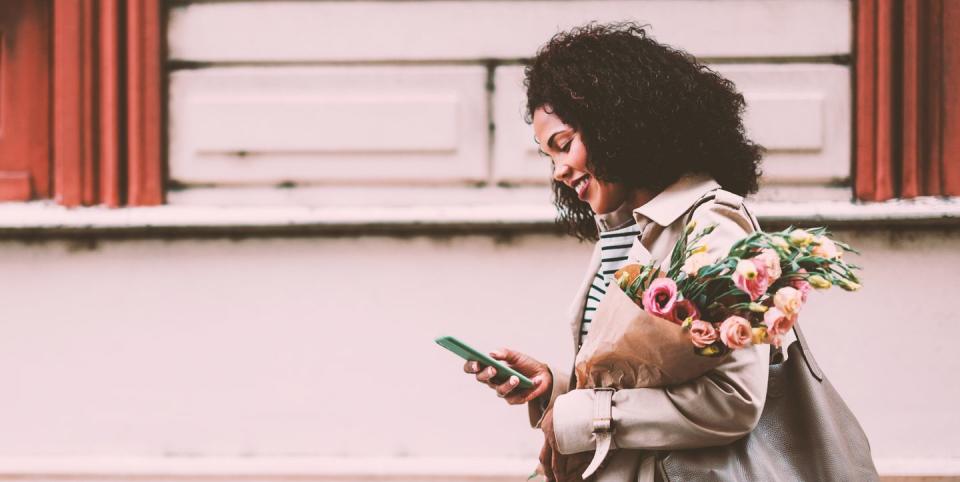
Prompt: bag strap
<box><xmin>684</xmin><ymin>190</ymin><xmax>824</xmax><ymax>379</ymax></box>
<box><xmin>735</xmin><ymin>195</ymin><xmax>825</xmax><ymax>381</ymax></box>
<box><xmin>790</xmin><ymin>323</ymin><xmax>825</xmax><ymax>382</ymax></box>
<box><xmin>681</xmin><ymin>192</ymin><xmax>718</xmax><ymax>229</ymax></box>
<box><xmin>681</xmin><ymin>189</ymin><xmax>760</xmax><ymax>233</ymax></box>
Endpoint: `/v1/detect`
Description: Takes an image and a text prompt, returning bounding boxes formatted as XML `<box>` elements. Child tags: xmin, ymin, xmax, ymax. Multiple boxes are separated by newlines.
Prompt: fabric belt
<box><xmin>582</xmin><ymin>387</ymin><xmax>615</xmax><ymax>479</ymax></box>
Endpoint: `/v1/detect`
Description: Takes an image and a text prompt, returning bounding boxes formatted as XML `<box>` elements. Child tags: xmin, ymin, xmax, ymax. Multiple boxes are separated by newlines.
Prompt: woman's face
<box><xmin>533</xmin><ymin>106</ymin><xmax>631</xmax><ymax>215</ymax></box>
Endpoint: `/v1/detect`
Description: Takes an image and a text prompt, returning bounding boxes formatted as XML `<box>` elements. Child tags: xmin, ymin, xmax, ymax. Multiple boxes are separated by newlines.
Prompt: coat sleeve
<box><xmin>551</xmin><ymin>201</ymin><xmax>770</xmax><ymax>454</ymax></box>
<box><xmin>527</xmin><ymin>363</ymin><xmax>572</xmax><ymax>428</ymax></box>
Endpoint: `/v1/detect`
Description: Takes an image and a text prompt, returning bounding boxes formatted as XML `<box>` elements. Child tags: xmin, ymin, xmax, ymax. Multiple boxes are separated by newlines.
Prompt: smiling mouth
<box><xmin>572</xmin><ymin>176</ymin><xmax>590</xmax><ymax>200</ymax></box>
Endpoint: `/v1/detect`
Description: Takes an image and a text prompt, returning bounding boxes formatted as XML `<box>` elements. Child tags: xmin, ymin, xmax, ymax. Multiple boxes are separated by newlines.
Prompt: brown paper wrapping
<box><xmin>574</xmin><ymin>281</ymin><xmax>729</xmax><ymax>390</ymax></box>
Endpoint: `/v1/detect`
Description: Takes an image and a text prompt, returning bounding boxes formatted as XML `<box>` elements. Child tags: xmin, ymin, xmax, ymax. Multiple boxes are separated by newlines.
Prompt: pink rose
<box><xmin>671</xmin><ymin>299</ymin><xmax>700</xmax><ymax>325</ymax></box>
<box><xmin>763</xmin><ymin>307</ymin><xmax>797</xmax><ymax>347</ymax></box>
<box><xmin>688</xmin><ymin>320</ymin><xmax>718</xmax><ymax>348</ymax></box>
<box><xmin>643</xmin><ymin>277</ymin><xmax>678</xmax><ymax>318</ymax></box>
<box><xmin>773</xmin><ymin>286</ymin><xmax>804</xmax><ymax>317</ymax></box>
<box><xmin>755</xmin><ymin>249</ymin><xmax>782</xmax><ymax>284</ymax></box>
<box><xmin>790</xmin><ymin>269</ymin><xmax>812</xmax><ymax>303</ymax></box>
<box><xmin>719</xmin><ymin>316</ymin><xmax>753</xmax><ymax>349</ymax></box>
<box><xmin>733</xmin><ymin>259</ymin><xmax>770</xmax><ymax>301</ymax></box>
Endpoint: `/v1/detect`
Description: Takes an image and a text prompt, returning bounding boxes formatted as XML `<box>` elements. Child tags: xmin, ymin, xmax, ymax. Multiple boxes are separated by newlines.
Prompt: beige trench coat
<box><xmin>529</xmin><ymin>175</ymin><xmax>771</xmax><ymax>482</ymax></box>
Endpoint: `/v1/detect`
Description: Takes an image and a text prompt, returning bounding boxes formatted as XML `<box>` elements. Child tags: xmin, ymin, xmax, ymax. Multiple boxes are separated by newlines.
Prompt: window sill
<box><xmin>0</xmin><ymin>197</ymin><xmax>958</xmax><ymax>239</ymax></box>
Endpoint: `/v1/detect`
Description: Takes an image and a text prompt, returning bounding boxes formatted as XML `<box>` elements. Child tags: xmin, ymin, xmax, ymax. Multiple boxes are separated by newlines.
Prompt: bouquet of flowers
<box><xmin>574</xmin><ymin>224</ymin><xmax>861</xmax><ymax>390</ymax></box>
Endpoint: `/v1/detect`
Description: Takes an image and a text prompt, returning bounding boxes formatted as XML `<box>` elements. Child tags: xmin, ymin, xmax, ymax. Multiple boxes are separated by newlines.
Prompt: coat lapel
<box><xmin>568</xmin><ymin>244</ymin><xmax>601</xmax><ymax>352</ymax></box>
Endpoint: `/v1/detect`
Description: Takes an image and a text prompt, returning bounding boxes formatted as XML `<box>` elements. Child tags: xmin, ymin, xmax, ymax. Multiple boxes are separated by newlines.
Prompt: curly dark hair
<box><xmin>524</xmin><ymin>22</ymin><xmax>763</xmax><ymax>241</ymax></box>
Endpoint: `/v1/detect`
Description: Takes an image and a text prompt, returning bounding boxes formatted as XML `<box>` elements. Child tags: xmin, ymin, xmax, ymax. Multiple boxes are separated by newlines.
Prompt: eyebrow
<box><xmin>534</xmin><ymin>130</ymin><xmax>566</xmax><ymax>153</ymax></box>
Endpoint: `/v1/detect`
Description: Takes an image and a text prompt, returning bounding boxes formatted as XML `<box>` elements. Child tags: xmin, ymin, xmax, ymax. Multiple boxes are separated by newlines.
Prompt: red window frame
<box><xmin>855</xmin><ymin>0</ymin><xmax>960</xmax><ymax>201</ymax></box>
<box><xmin>0</xmin><ymin>0</ymin><xmax>163</xmax><ymax>206</ymax></box>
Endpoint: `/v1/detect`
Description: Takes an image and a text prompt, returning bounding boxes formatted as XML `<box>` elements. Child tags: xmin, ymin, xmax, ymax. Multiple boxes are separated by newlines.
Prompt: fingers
<box><xmin>489</xmin><ymin>347</ymin><xmax>523</xmax><ymax>365</ymax></box>
<box><xmin>463</xmin><ymin>350</ymin><xmax>548</xmax><ymax>404</ymax></box>
<box><xmin>505</xmin><ymin>374</ymin><xmax>546</xmax><ymax>405</ymax></box>
<box><xmin>523</xmin><ymin>374</ymin><xmax>550</xmax><ymax>402</ymax></box>
<box><xmin>475</xmin><ymin>366</ymin><xmax>498</xmax><ymax>384</ymax></box>
<box><xmin>495</xmin><ymin>375</ymin><xmax>522</xmax><ymax>398</ymax></box>
<box><xmin>539</xmin><ymin>444</ymin><xmax>555</xmax><ymax>482</ymax></box>
<box><xmin>465</xmin><ymin>362</ymin><xmax>496</xmax><ymax>387</ymax></box>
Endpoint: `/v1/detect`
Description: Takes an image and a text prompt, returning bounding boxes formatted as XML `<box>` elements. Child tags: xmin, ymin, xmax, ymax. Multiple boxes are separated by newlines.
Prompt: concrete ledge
<box><xmin>0</xmin><ymin>198</ymin><xmax>958</xmax><ymax>239</ymax></box>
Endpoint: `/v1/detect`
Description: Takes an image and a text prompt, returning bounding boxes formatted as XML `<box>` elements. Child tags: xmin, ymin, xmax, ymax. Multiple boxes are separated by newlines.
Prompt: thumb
<box><xmin>490</xmin><ymin>347</ymin><xmax>525</xmax><ymax>365</ymax></box>
<box><xmin>522</xmin><ymin>373</ymin><xmax>550</xmax><ymax>402</ymax></box>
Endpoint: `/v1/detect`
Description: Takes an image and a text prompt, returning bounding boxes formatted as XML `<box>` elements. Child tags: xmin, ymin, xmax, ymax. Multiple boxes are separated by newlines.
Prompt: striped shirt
<box><xmin>580</xmin><ymin>220</ymin><xmax>644</xmax><ymax>346</ymax></box>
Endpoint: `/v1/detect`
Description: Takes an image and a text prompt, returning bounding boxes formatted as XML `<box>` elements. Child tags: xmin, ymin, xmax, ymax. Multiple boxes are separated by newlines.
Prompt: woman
<box><xmin>464</xmin><ymin>23</ymin><xmax>769</xmax><ymax>481</ymax></box>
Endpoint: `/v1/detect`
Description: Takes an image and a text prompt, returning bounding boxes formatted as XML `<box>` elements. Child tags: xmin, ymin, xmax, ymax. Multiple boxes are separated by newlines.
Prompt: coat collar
<box><xmin>633</xmin><ymin>174</ymin><xmax>721</xmax><ymax>227</ymax></box>
<box><xmin>594</xmin><ymin>197</ymin><xmax>642</xmax><ymax>232</ymax></box>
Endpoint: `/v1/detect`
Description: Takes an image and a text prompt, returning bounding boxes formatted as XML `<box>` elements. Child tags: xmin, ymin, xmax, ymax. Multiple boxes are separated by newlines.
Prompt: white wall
<box><xmin>3</xmin><ymin>1</ymin><xmax>954</xmax><ymax>480</ymax></box>
<box><xmin>166</xmin><ymin>0</ymin><xmax>853</xmax><ymax>201</ymax></box>
<box><xmin>0</xmin><ymin>228</ymin><xmax>958</xmax><ymax>479</ymax></box>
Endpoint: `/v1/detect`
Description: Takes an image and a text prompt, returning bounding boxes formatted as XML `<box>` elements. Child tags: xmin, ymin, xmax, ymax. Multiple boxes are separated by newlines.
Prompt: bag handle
<box><xmin>790</xmin><ymin>323</ymin><xmax>824</xmax><ymax>382</ymax></box>
<box><xmin>685</xmin><ymin>189</ymin><xmax>825</xmax><ymax>382</ymax></box>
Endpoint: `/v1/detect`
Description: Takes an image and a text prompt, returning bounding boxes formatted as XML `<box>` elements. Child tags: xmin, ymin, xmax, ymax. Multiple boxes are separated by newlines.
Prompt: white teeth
<box><xmin>574</xmin><ymin>177</ymin><xmax>589</xmax><ymax>196</ymax></box>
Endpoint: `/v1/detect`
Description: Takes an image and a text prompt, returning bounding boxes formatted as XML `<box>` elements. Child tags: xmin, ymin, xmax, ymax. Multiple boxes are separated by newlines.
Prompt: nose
<box><xmin>553</xmin><ymin>161</ymin><xmax>571</xmax><ymax>182</ymax></box>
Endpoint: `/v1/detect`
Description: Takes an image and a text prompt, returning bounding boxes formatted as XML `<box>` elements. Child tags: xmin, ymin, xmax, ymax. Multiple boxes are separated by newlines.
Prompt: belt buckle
<box><xmin>592</xmin><ymin>387</ymin><xmax>615</xmax><ymax>434</ymax></box>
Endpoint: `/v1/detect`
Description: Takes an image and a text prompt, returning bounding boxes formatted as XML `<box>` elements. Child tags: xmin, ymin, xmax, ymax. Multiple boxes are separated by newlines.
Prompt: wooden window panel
<box><xmin>855</xmin><ymin>0</ymin><xmax>960</xmax><ymax>201</ymax></box>
<box><xmin>126</xmin><ymin>0</ymin><xmax>164</xmax><ymax>206</ymax></box>
<box><xmin>0</xmin><ymin>0</ymin><xmax>51</xmax><ymax>201</ymax></box>
<box><xmin>168</xmin><ymin>66</ymin><xmax>488</xmax><ymax>186</ymax></box>
<box><xmin>53</xmin><ymin>0</ymin><xmax>98</xmax><ymax>206</ymax></box>
<box><xmin>50</xmin><ymin>0</ymin><xmax>163</xmax><ymax>207</ymax></box>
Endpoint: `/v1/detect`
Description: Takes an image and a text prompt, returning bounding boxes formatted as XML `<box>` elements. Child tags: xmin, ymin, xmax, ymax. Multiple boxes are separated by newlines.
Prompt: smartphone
<box><xmin>434</xmin><ymin>335</ymin><xmax>535</xmax><ymax>389</ymax></box>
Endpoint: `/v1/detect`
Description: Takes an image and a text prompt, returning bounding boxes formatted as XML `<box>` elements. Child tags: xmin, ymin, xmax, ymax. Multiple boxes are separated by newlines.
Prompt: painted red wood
<box><xmin>923</xmin><ymin>0</ymin><xmax>944</xmax><ymax>197</ymax></box>
<box><xmin>126</xmin><ymin>0</ymin><xmax>165</xmax><ymax>206</ymax></box>
<box><xmin>943</xmin><ymin>0</ymin><xmax>960</xmax><ymax>196</ymax></box>
<box><xmin>873</xmin><ymin>0</ymin><xmax>895</xmax><ymax>201</ymax></box>
<box><xmin>854</xmin><ymin>0</ymin><xmax>878</xmax><ymax>201</ymax></box>
<box><xmin>53</xmin><ymin>0</ymin><xmax>98</xmax><ymax>206</ymax></box>
<box><xmin>0</xmin><ymin>172</ymin><xmax>32</xmax><ymax>200</ymax></box>
<box><xmin>99</xmin><ymin>0</ymin><xmax>122</xmax><ymax>207</ymax></box>
<box><xmin>0</xmin><ymin>0</ymin><xmax>51</xmax><ymax>201</ymax></box>
<box><xmin>50</xmin><ymin>0</ymin><xmax>164</xmax><ymax>207</ymax></box>
<box><xmin>900</xmin><ymin>0</ymin><xmax>920</xmax><ymax>199</ymax></box>
<box><xmin>855</xmin><ymin>0</ymin><xmax>960</xmax><ymax>200</ymax></box>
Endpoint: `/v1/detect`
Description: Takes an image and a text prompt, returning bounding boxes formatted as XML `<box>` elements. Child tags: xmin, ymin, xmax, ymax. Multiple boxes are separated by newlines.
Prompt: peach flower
<box><xmin>643</xmin><ymin>277</ymin><xmax>678</xmax><ymax>319</ymax></box>
<box><xmin>789</xmin><ymin>229</ymin><xmax>813</xmax><ymax>247</ymax></box>
<box><xmin>689</xmin><ymin>320</ymin><xmax>718</xmax><ymax>348</ymax></box>
<box><xmin>763</xmin><ymin>307</ymin><xmax>797</xmax><ymax>347</ymax></box>
<box><xmin>812</xmin><ymin>236</ymin><xmax>843</xmax><ymax>259</ymax></box>
<box><xmin>682</xmin><ymin>251</ymin><xmax>714</xmax><ymax>277</ymax></box>
<box><xmin>719</xmin><ymin>316</ymin><xmax>753</xmax><ymax>349</ymax></box>
<box><xmin>771</xmin><ymin>236</ymin><xmax>791</xmax><ymax>251</ymax></box>
<box><xmin>773</xmin><ymin>286</ymin><xmax>804</xmax><ymax>317</ymax></box>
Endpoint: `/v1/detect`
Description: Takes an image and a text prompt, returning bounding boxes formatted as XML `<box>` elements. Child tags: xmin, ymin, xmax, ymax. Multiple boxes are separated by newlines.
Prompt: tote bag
<box><xmin>657</xmin><ymin>323</ymin><xmax>880</xmax><ymax>481</ymax></box>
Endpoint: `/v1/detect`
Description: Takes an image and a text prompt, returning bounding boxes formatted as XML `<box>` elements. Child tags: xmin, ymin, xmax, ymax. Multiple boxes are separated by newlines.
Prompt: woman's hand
<box><xmin>462</xmin><ymin>348</ymin><xmax>552</xmax><ymax>405</ymax></box>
